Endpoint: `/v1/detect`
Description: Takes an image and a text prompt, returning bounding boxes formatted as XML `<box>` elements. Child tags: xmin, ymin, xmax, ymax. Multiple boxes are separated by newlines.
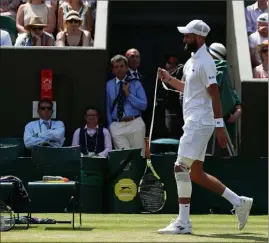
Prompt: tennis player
<box><xmin>157</xmin><ymin>20</ymin><xmax>253</xmax><ymax>234</ymax></box>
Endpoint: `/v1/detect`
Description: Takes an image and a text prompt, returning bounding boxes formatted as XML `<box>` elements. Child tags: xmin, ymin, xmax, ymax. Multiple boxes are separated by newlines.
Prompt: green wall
<box><xmin>0</xmin><ymin>48</ymin><xmax>108</xmax><ymax>145</ymax></box>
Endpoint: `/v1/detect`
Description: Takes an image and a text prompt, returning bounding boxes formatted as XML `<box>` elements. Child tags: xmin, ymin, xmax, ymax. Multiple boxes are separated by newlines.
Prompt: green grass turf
<box><xmin>1</xmin><ymin>214</ymin><xmax>268</xmax><ymax>242</ymax></box>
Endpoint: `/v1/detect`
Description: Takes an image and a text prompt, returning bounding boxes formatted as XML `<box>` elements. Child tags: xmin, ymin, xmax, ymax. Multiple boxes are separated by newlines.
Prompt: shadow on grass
<box><xmin>12</xmin><ymin>225</ymin><xmax>38</xmax><ymax>231</ymax></box>
<box><xmin>44</xmin><ymin>226</ymin><xmax>94</xmax><ymax>231</ymax></box>
<box><xmin>193</xmin><ymin>232</ymin><xmax>268</xmax><ymax>242</ymax></box>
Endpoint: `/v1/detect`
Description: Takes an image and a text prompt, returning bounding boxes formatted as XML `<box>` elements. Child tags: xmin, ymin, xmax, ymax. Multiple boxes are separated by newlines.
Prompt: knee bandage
<box><xmin>175</xmin><ymin>163</ymin><xmax>192</xmax><ymax>198</ymax></box>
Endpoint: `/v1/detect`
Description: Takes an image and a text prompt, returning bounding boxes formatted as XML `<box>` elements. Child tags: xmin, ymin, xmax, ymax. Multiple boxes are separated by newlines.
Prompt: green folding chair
<box><xmin>0</xmin><ymin>16</ymin><xmax>17</xmax><ymax>44</ymax></box>
<box><xmin>27</xmin><ymin>146</ymin><xmax>82</xmax><ymax>229</ymax></box>
<box><xmin>0</xmin><ymin>145</ymin><xmax>21</xmax><ymax>218</ymax></box>
<box><xmin>0</xmin><ymin>144</ymin><xmax>20</xmax><ymax>163</ymax></box>
<box><xmin>0</xmin><ymin>138</ymin><xmax>25</xmax><ymax>157</ymax></box>
<box><xmin>150</xmin><ymin>138</ymin><xmax>179</xmax><ymax>154</ymax></box>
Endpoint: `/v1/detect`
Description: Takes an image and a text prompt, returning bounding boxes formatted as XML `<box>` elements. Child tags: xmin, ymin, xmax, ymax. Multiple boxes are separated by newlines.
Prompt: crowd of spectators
<box><xmin>245</xmin><ymin>0</ymin><xmax>268</xmax><ymax>79</ymax></box>
<box><xmin>0</xmin><ymin>0</ymin><xmax>95</xmax><ymax>47</ymax></box>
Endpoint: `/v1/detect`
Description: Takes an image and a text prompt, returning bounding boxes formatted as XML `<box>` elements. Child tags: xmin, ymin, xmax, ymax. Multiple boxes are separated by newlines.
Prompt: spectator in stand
<box><xmin>208</xmin><ymin>43</ymin><xmax>242</xmax><ymax>146</ymax></box>
<box><xmin>245</xmin><ymin>0</ymin><xmax>268</xmax><ymax>36</ymax></box>
<box><xmin>253</xmin><ymin>40</ymin><xmax>268</xmax><ymax>79</ymax></box>
<box><xmin>56</xmin><ymin>10</ymin><xmax>93</xmax><ymax>46</ymax></box>
<box><xmin>0</xmin><ymin>0</ymin><xmax>21</xmax><ymax>19</ymax></box>
<box><xmin>0</xmin><ymin>29</ymin><xmax>12</xmax><ymax>46</ymax></box>
<box><xmin>163</xmin><ymin>56</ymin><xmax>184</xmax><ymax>139</ymax></box>
<box><xmin>57</xmin><ymin>0</ymin><xmax>92</xmax><ymax>34</ymax></box>
<box><xmin>72</xmin><ymin>107</ymin><xmax>112</xmax><ymax>157</ymax></box>
<box><xmin>106</xmin><ymin>55</ymin><xmax>147</xmax><ymax>157</ymax></box>
<box><xmin>165</xmin><ymin>56</ymin><xmax>179</xmax><ymax>73</ymax></box>
<box><xmin>248</xmin><ymin>13</ymin><xmax>268</xmax><ymax>67</ymax></box>
<box><xmin>16</xmin><ymin>0</ymin><xmax>56</xmax><ymax>34</ymax></box>
<box><xmin>15</xmin><ymin>16</ymin><xmax>54</xmax><ymax>46</ymax></box>
<box><xmin>125</xmin><ymin>48</ymin><xmax>154</xmax><ymax>137</ymax></box>
<box><xmin>24</xmin><ymin>99</ymin><xmax>65</xmax><ymax>149</ymax></box>
<box><xmin>46</xmin><ymin>0</ymin><xmax>59</xmax><ymax>14</ymax></box>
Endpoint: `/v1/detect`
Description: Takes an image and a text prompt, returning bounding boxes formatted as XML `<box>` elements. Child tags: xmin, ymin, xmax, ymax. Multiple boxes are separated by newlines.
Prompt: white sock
<box><xmin>176</xmin><ymin>204</ymin><xmax>190</xmax><ymax>224</ymax></box>
<box><xmin>222</xmin><ymin>187</ymin><xmax>241</xmax><ymax>207</ymax></box>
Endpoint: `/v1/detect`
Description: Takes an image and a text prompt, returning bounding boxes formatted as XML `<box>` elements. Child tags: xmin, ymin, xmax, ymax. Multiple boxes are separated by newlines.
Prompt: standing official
<box><xmin>157</xmin><ymin>20</ymin><xmax>253</xmax><ymax>235</ymax></box>
<box><xmin>106</xmin><ymin>55</ymin><xmax>147</xmax><ymax>156</ymax></box>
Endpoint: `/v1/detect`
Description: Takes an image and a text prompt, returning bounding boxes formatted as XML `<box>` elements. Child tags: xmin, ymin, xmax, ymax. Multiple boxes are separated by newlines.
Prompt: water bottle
<box><xmin>42</xmin><ymin>176</ymin><xmax>69</xmax><ymax>182</ymax></box>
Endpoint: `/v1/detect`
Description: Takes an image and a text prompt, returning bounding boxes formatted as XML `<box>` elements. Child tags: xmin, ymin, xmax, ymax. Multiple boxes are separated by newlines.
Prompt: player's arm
<box><xmin>158</xmin><ymin>68</ymin><xmax>185</xmax><ymax>93</ymax></box>
<box><xmin>207</xmin><ymin>83</ymin><xmax>223</xmax><ymax>119</ymax></box>
<box><xmin>200</xmin><ymin>63</ymin><xmax>227</xmax><ymax>148</ymax></box>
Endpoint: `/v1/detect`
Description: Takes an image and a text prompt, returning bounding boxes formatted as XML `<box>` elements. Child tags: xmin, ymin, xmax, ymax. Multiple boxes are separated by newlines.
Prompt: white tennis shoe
<box><xmin>157</xmin><ymin>219</ymin><xmax>192</xmax><ymax>234</ymax></box>
<box><xmin>232</xmin><ymin>196</ymin><xmax>253</xmax><ymax>230</ymax></box>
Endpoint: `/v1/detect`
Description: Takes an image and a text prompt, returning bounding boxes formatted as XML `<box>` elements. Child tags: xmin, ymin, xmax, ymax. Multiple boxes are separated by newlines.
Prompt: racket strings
<box><xmin>0</xmin><ymin>202</ymin><xmax>15</xmax><ymax>231</ymax></box>
<box><xmin>139</xmin><ymin>174</ymin><xmax>165</xmax><ymax>212</ymax></box>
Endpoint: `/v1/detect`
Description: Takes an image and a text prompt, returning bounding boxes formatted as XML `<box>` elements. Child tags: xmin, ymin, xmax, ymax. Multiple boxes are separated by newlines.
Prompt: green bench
<box><xmin>27</xmin><ymin>146</ymin><xmax>82</xmax><ymax>229</ymax></box>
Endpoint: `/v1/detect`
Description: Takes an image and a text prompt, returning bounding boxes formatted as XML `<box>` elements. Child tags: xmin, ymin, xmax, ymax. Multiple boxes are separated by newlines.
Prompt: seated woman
<box><xmin>72</xmin><ymin>107</ymin><xmax>112</xmax><ymax>157</ymax></box>
<box><xmin>0</xmin><ymin>0</ymin><xmax>21</xmax><ymax>19</ymax></box>
<box><xmin>253</xmin><ymin>40</ymin><xmax>268</xmax><ymax>79</ymax></box>
<box><xmin>16</xmin><ymin>0</ymin><xmax>56</xmax><ymax>34</ymax></box>
<box><xmin>57</xmin><ymin>0</ymin><xmax>93</xmax><ymax>33</ymax></box>
<box><xmin>15</xmin><ymin>16</ymin><xmax>54</xmax><ymax>46</ymax></box>
<box><xmin>56</xmin><ymin>10</ymin><xmax>93</xmax><ymax>46</ymax></box>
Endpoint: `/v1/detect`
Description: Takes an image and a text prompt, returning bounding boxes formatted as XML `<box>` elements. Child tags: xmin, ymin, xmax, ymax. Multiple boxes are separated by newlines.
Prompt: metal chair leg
<box><xmin>72</xmin><ymin>196</ymin><xmax>75</xmax><ymax>229</ymax></box>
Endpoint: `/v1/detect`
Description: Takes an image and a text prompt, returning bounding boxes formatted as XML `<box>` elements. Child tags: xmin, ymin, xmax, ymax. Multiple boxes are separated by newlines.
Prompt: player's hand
<box><xmin>216</xmin><ymin>127</ymin><xmax>228</xmax><ymax>148</ymax></box>
<box><xmin>122</xmin><ymin>82</ymin><xmax>129</xmax><ymax>96</ymax></box>
<box><xmin>158</xmin><ymin>68</ymin><xmax>170</xmax><ymax>83</ymax></box>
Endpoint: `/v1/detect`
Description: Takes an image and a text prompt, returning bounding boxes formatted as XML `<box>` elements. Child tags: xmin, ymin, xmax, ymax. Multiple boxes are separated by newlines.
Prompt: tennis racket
<box><xmin>138</xmin><ymin>72</ymin><xmax>167</xmax><ymax>213</ymax></box>
<box><xmin>138</xmin><ymin>158</ymin><xmax>167</xmax><ymax>213</ymax></box>
<box><xmin>0</xmin><ymin>200</ymin><xmax>16</xmax><ymax>232</ymax></box>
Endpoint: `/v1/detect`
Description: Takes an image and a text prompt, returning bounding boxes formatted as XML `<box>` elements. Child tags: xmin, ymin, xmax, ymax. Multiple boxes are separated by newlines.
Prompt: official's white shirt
<box><xmin>182</xmin><ymin>44</ymin><xmax>217</xmax><ymax>125</ymax></box>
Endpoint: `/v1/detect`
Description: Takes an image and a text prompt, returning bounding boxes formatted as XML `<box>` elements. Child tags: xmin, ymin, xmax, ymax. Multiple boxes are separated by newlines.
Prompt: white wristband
<box><xmin>215</xmin><ymin>118</ymin><xmax>224</xmax><ymax>127</ymax></box>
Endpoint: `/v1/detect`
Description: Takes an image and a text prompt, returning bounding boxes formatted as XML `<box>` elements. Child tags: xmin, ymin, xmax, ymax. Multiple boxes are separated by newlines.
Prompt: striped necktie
<box><xmin>43</xmin><ymin>121</ymin><xmax>50</xmax><ymax>129</ymax></box>
<box><xmin>117</xmin><ymin>81</ymin><xmax>125</xmax><ymax>120</ymax></box>
<box><xmin>133</xmin><ymin>72</ymin><xmax>138</xmax><ymax>78</ymax></box>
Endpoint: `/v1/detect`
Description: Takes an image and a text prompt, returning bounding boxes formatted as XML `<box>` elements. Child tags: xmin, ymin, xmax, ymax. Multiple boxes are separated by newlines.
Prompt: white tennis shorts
<box><xmin>177</xmin><ymin>118</ymin><xmax>215</xmax><ymax>163</ymax></box>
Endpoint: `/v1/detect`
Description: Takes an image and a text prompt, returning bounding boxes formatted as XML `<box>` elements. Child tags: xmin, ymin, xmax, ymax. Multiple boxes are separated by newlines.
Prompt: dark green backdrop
<box><xmin>0</xmin><ymin>48</ymin><xmax>108</xmax><ymax>145</ymax></box>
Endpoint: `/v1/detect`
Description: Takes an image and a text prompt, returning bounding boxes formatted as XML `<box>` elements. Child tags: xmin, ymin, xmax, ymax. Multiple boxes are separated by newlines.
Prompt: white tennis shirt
<box><xmin>182</xmin><ymin>44</ymin><xmax>217</xmax><ymax>125</ymax></box>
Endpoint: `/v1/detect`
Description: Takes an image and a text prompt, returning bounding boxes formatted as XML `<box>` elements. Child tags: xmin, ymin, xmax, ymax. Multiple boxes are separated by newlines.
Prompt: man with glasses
<box><xmin>72</xmin><ymin>107</ymin><xmax>112</xmax><ymax>157</ymax></box>
<box><xmin>15</xmin><ymin>16</ymin><xmax>54</xmax><ymax>46</ymax></box>
<box><xmin>24</xmin><ymin>99</ymin><xmax>65</xmax><ymax>149</ymax></box>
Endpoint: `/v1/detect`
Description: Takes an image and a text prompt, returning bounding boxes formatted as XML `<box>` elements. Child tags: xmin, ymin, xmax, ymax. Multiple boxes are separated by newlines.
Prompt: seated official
<box><xmin>72</xmin><ymin>107</ymin><xmax>112</xmax><ymax>157</ymax></box>
<box><xmin>24</xmin><ymin>99</ymin><xmax>65</xmax><ymax>149</ymax></box>
<box><xmin>106</xmin><ymin>55</ymin><xmax>147</xmax><ymax>157</ymax></box>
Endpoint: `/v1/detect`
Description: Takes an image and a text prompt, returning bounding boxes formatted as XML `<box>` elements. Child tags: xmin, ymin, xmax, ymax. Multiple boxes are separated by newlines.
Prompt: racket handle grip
<box><xmin>144</xmin><ymin>137</ymin><xmax>150</xmax><ymax>159</ymax></box>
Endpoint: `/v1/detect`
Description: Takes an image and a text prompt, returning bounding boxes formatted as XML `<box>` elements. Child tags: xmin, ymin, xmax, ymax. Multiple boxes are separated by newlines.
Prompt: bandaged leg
<box><xmin>174</xmin><ymin>157</ymin><xmax>194</xmax><ymax>224</ymax></box>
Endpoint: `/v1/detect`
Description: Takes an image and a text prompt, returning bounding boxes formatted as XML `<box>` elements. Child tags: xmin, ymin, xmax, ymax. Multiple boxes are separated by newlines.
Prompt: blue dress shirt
<box><xmin>106</xmin><ymin>77</ymin><xmax>147</xmax><ymax>126</ymax></box>
<box><xmin>23</xmin><ymin>119</ymin><xmax>65</xmax><ymax>148</ymax></box>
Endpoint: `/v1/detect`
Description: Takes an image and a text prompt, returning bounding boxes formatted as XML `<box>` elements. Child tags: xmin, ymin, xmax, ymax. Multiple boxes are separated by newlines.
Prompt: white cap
<box><xmin>257</xmin><ymin>13</ymin><xmax>268</xmax><ymax>23</ymax></box>
<box><xmin>209</xmin><ymin>43</ymin><xmax>226</xmax><ymax>60</ymax></box>
<box><xmin>177</xmin><ymin>20</ymin><xmax>210</xmax><ymax>37</ymax></box>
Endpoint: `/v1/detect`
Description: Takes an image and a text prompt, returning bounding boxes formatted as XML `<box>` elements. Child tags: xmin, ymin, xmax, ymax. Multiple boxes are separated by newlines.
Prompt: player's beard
<box><xmin>184</xmin><ymin>40</ymin><xmax>198</xmax><ymax>52</ymax></box>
